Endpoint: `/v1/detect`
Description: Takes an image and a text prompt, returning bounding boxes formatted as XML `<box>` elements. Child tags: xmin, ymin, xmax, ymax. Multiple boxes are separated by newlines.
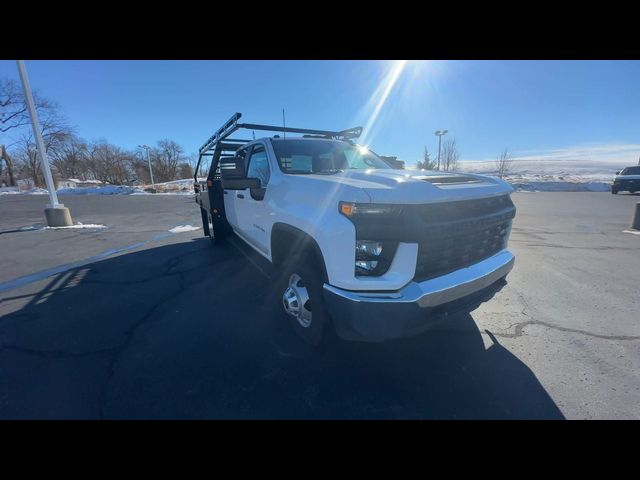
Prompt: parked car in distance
<box><xmin>612</xmin><ymin>166</ymin><xmax>640</xmax><ymax>194</ymax></box>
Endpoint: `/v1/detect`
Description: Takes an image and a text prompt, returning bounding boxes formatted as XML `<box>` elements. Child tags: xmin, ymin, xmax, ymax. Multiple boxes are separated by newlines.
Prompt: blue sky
<box><xmin>1</xmin><ymin>60</ymin><xmax>639</xmax><ymax>166</ymax></box>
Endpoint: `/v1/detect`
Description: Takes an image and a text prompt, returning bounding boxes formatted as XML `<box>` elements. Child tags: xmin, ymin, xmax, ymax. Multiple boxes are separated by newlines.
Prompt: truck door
<box><xmin>235</xmin><ymin>143</ymin><xmax>271</xmax><ymax>255</ymax></box>
<box><xmin>223</xmin><ymin>146</ymin><xmax>248</xmax><ymax>230</ymax></box>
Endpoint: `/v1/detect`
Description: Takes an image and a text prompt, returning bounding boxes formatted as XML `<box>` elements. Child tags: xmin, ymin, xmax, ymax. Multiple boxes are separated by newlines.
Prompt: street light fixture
<box><xmin>137</xmin><ymin>144</ymin><xmax>155</xmax><ymax>192</ymax></box>
<box><xmin>434</xmin><ymin>130</ymin><xmax>448</xmax><ymax>170</ymax></box>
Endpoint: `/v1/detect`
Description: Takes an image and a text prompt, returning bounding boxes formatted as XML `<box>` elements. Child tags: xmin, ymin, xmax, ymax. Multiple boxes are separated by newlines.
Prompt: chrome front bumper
<box><xmin>322</xmin><ymin>250</ymin><xmax>515</xmax><ymax>341</ymax></box>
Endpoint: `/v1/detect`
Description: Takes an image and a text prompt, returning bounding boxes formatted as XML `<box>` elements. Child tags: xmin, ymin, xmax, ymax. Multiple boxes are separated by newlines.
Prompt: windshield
<box><xmin>621</xmin><ymin>166</ymin><xmax>640</xmax><ymax>175</ymax></box>
<box><xmin>271</xmin><ymin>139</ymin><xmax>390</xmax><ymax>174</ymax></box>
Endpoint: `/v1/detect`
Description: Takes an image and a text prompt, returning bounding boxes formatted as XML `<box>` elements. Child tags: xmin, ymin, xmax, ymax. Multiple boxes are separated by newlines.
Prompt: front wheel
<box><xmin>612</xmin><ymin>189</ymin><xmax>618</xmax><ymax>194</ymax></box>
<box><xmin>278</xmin><ymin>256</ymin><xmax>329</xmax><ymax>347</ymax></box>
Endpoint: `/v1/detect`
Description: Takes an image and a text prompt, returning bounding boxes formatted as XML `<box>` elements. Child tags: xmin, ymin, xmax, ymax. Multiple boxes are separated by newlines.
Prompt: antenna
<box><xmin>282</xmin><ymin>108</ymin><xmax>286</xmax><ymax>140</ymax></box>
<box><xmin>252</xmin><ymin>130</ymin><xmax>255</xmax><ymax>140</ymax></box>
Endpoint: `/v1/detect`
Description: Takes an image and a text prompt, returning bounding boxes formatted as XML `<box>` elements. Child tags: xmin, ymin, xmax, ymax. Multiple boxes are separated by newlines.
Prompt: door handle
<box><xmin>237</xmin><ymin>193</ymin><xmax>245</xmax><ymax>199</ymax></box>
<box><xmin>223</xmin><ymin>190</ymin><xmax>228</xmax><ymax>195</ymax></box>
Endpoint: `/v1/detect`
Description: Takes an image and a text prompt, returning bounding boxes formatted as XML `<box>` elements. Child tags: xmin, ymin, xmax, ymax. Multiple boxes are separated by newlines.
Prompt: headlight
<box><xmin>339</xmin><ymin>203</ymin><xmax>401</xmax><ymax>277</ymax></box>
<box><xmin>356</xmin><ymin>240</ymin><xmax>383</xmax><ymax>258</ymax></box>
<box><xmin>339</xmin><ymin>202</ymin><xmax>403</xmax><ymax>218</ymax></box>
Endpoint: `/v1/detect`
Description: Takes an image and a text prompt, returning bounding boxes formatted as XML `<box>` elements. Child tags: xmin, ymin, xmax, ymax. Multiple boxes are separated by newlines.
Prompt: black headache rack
<box><xmin>193</xmin><ymin>112</ymin><xmax>363</xmax><ymax>183</ymax></box>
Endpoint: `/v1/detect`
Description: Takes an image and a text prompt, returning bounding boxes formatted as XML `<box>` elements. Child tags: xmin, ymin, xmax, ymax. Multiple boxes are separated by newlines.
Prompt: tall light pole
<box><xmin>138</xmin><ymin>144</ymin><xmax>155</xmax><ymax>191</ymax></box>
<box><xmin>434</xmin><ymin>130</ymin><xmax>448</xmax><ymax>171</ymax></box>
<box><xmin>16</xmin><ymin>60</ymin><xmax>72</xmax><ymax>227</ymax></box>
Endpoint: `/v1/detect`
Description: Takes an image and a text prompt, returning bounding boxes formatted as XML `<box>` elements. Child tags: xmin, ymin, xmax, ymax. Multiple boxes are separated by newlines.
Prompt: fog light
<box><xmin>356</xmin><ymin>260</ymin><xmax>379</xmax><ymax>273</ymax></box>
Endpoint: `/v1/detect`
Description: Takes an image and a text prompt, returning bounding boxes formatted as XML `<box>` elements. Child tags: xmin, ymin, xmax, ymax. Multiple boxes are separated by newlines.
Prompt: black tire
<box><xmin>200</xmin><ymin>207</ymin><xmax>211</xmax><ymax>236</ymax></box>
<box><xmin>277</xmin><ymin>253</ymin><xmax>329</xmax><ymax>347</ymax></box>
<box><xmin>205</xmin><ymin>210</ymin><xmax>227</xmax><ymax>245</ymax></box>
<box><xmin>612</xmin><ymin>189</ymin><xmax>618</xmax><ymax>194</ymax></box>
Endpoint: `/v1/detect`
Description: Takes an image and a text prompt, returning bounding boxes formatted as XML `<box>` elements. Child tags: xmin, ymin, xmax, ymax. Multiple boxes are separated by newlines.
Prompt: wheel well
<box><xmin>271</xmin><ymin>224</ymin><xmax>329</xmax><ymax>283</ymax></box>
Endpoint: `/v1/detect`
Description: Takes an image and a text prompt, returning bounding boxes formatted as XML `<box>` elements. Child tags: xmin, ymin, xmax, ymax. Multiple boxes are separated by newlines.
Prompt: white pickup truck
<box><xmin>195</xmin><ymin>113</ymin><xmax>516</xmax><ymax>345</ymax></box>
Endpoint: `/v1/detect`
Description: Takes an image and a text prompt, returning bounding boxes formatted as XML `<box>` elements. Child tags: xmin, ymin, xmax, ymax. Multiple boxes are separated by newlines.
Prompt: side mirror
<box><xmin>616</xmin><ymin>171</ymin><xmax>621</xmax><ymax>175</ymax></box>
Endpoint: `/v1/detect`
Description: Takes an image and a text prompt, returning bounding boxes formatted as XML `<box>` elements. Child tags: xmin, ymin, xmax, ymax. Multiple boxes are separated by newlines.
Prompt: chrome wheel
<box><xmin>282</xmin><ymin>273</ymin><xmax>312</xmax><ymax>328</ymax></box>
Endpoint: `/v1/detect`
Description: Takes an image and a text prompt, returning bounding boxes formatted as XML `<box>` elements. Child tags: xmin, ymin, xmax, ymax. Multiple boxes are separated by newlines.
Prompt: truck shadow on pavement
<box><xmin>0</xmin><ymin>238</ymin><xmax>564</xmax><ymax>419</ymax></box>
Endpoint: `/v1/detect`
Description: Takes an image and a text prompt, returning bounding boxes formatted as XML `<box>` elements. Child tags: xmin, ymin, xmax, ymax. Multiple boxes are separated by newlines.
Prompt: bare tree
<box><xmin>50</xmin><ymin>136</ymin><xmax>90</xmax><ymax>180</ymax></box>
<box><xmin>152</xmin><ymin>139</ymin><xmax>187</xmax><ymax>182</ymax></box>
<box><xmin>441</xmin><ymin>138</ymin><xmax>460</xmax><ymax>172</ymax></box>
<box><xmin>1</xmin><ymin>79</ymin><xmax>32</xmax><ymax>135</ymax></box>
<box><xmin>0</xmin><ymin>144</ymin><xmax>16</xmax><ymax>186</ymax></box>
<box><xmin>1</xmin><ymin>78</ymin><xmax>35</xmax><ymax>186</ymax></box>
<box><xmin>83</xmin><ymin>140</ymin><xmax>136</xmax><ymax>185</ymax></box>
<box><xmin>495</xmin><ymin>147</ymin><xmax>514</xmax><ymax>178</ymax></box>
<box><xmin>178</xmin><ymin>162</ymin><xmax>194</xmax><ymax>179</ymax></box>
<box><xmin>128</xmin><ymin>150</ymin><xmax>151</xmax><ymax>184</ymax></box>
<box><xmin>2</xmin><ymin>77</ymin><xmax>194</xmax><ymax>188</ymax></box>
<box><xmin>187</xmin><ymin>152</ymin><xmax>205</xmax><ymax>179</ymax></box>
<box><xmin>14</xmin><ymin>123</ymin><xmax>73</xmax><ymax>187</ymax></box>
<box><xmin>416</xmin><ymin>146</ymin><xmax>437</xmax><ymax>170</ymax></box>
<box><xmin>2</xmin><ymin>78</ymin><xmax>74</xmax><ymax>187</ymax></box>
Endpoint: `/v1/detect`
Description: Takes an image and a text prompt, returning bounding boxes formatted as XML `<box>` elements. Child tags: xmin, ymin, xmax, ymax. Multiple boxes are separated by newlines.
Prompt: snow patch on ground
<box><xmin>0</xmin><ymin>187</ymin><xmax>48</xmax><ymax>195</ymax></box>
<box><xmin>154</xmin><ymin>179</ymin><xmax>199</xmax><ymax>187</ymax></box>
<box><xmin>130</xmin><ymin>190</ymin><xmax>194</xmax><ymax>196</ymax></box>
<box><xmin>456</xmin><ymin>158</ymin><xmax>625</xmax><ymax>192</ymax></box>
<box><xmin>2</xmin><ymin>179</ymin><xmax>203</xmax><ymax>196</ymax></box>
<box><xmin>458</xmin><ymin>158</ymin><xmax>626</xmax><ymax>181</ymax></box>
<box><xmin>57</xmin><ymin>185</ymin><xmax>145</xmax><ymax>195</ymax></box>
<box><xmin>57</xmin><ymin>178</ymin><xmax>204</xmax><ymax>195</ymax></box>
<box><xmin>45</xmin><ymin>222</ymin><xmax>107</xmax><ymax>230</ymax></box>
<box><xmin>509</xmin><ymin>181</ymin><xmax>611</xmax><ymax>192</ymax></box>
<box><xmin>623</xmin><ymin>230</ymin><xmax>640</xmax><ymax>236</ymax></box>
<box><xmin>169</xmin><ymin>225</ymin><xmax>200</xmax><ymax>233</ymax></box>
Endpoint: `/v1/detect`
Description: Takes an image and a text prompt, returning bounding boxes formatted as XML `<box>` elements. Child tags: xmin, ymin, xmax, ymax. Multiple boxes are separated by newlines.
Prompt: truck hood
<box><xmin>311</xmin><ymin>169</ymin><xmax>514</xmax><ymax>204</ymax></box>
<box><xmin>615</xmin><ymin>175</ymin><xmax>640</xmax><ymax>180</ymax></box>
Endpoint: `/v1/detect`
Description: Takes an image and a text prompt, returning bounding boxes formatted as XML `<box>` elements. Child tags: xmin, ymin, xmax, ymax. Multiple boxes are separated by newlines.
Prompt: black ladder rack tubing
<box><xmin>195</xmin><ymin>111</ymin><xmax>362</xmax><ymax>182</ymax></box>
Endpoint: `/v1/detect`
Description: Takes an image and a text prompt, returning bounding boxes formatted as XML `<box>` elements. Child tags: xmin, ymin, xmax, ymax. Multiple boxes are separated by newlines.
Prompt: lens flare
<box><xmin>358</xmin><ymin>60</ymin><xmax>408</xmax><ymax>146</ymax></box>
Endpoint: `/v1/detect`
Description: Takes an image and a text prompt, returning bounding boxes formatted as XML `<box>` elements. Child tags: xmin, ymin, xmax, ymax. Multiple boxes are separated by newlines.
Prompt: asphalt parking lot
<box><xmin>0</xmin><ymin>192</ymin><xmax>639</xmax><ymax>419</ymax></box>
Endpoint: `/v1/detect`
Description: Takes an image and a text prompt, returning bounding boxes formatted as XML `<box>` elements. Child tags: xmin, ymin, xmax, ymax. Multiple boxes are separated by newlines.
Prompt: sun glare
<box><xmin>351</xmin><ymin>60</ymin><xmax>444</xmax><ymax>150</ymax></box>
<box><xmin>358</xmin><ymin>60</ymin><xmax>408</xmax><ymax>146</ymax></box>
